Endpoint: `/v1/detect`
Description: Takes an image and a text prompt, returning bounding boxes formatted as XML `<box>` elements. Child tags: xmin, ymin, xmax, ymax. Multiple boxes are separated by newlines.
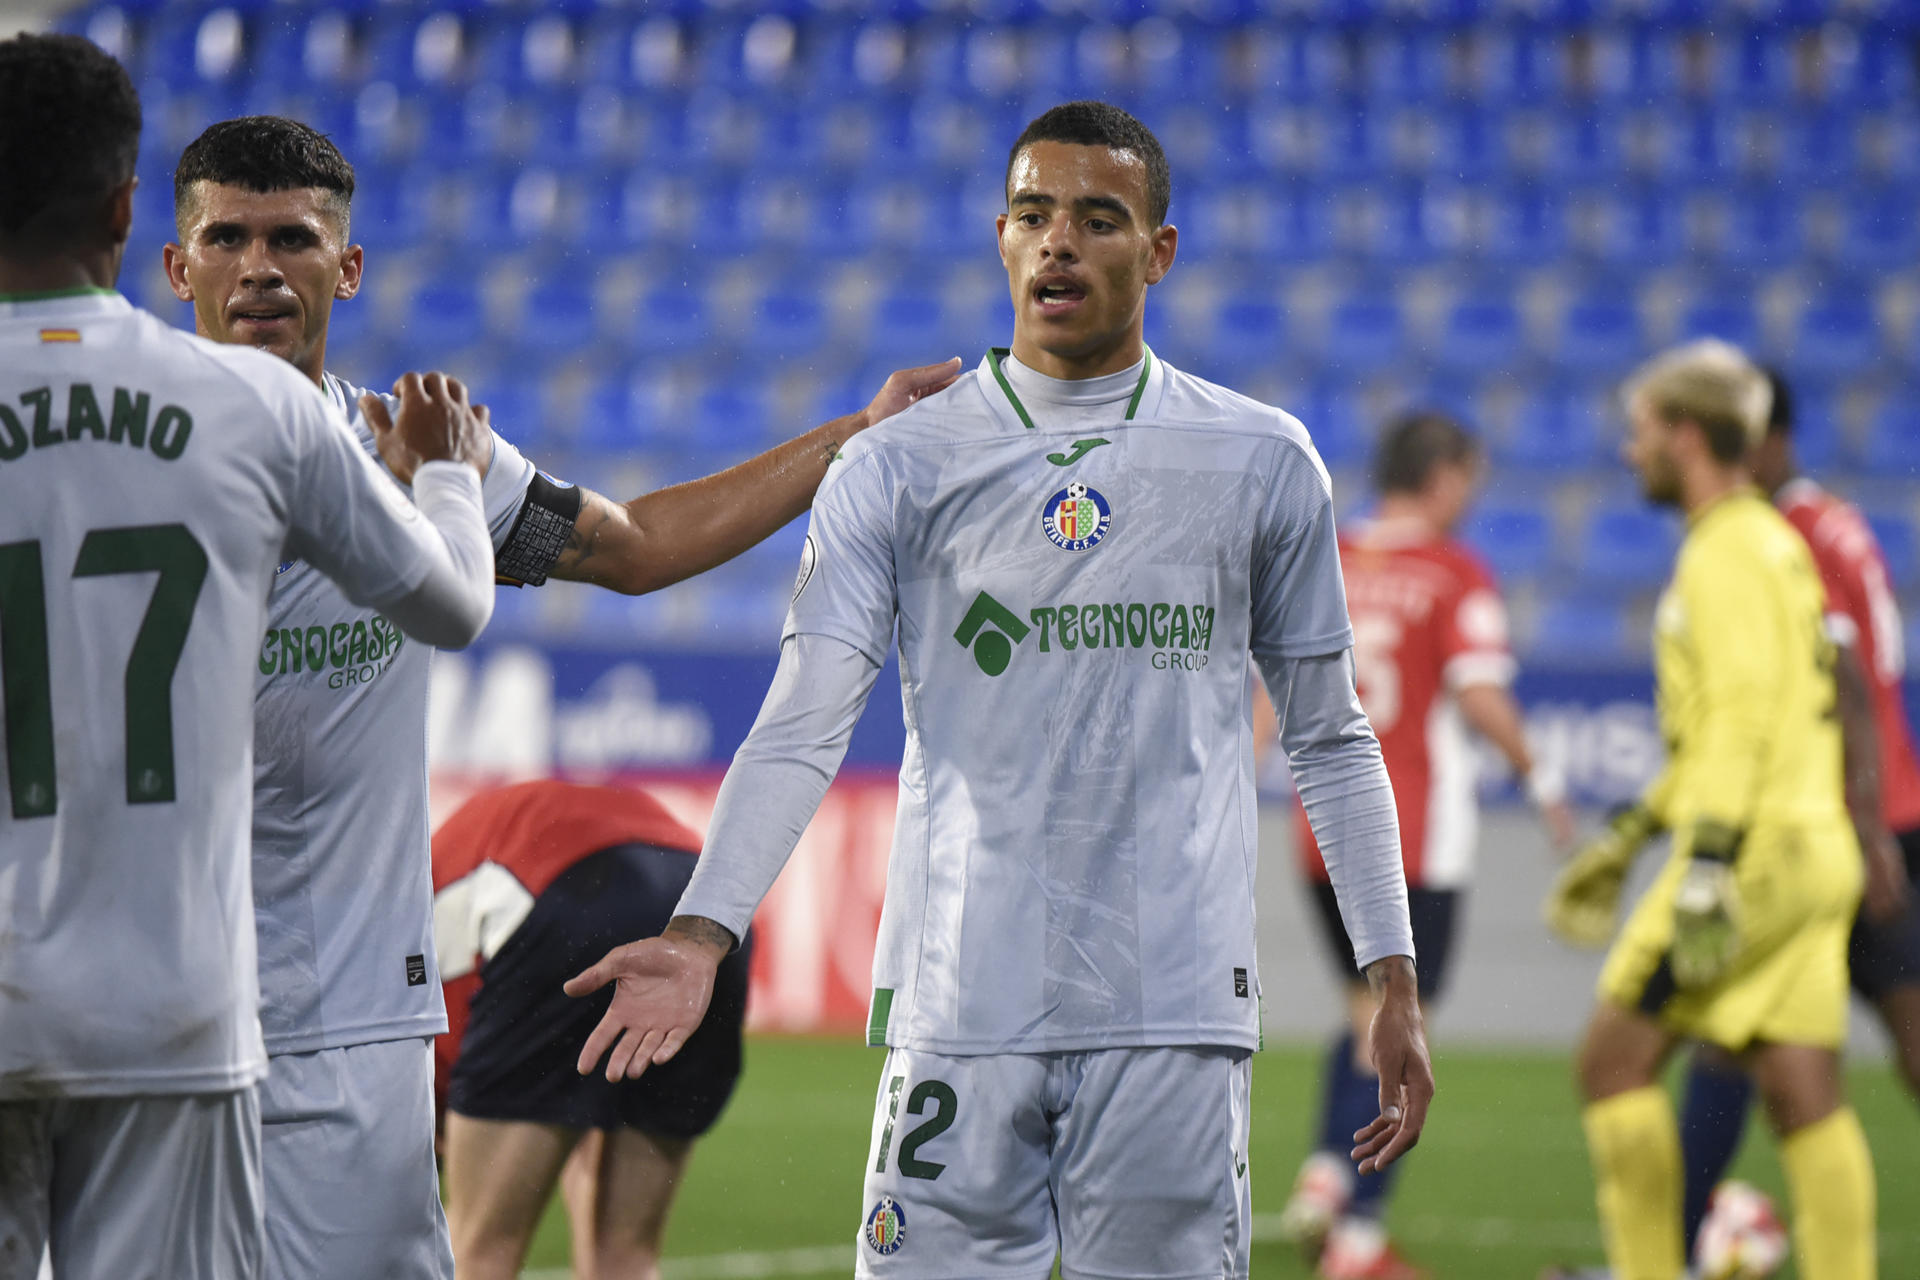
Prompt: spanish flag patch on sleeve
<box><xmin>39</xmin><ymin>329</ymin><xmax>80</xmax><ymax>343</ymax></box>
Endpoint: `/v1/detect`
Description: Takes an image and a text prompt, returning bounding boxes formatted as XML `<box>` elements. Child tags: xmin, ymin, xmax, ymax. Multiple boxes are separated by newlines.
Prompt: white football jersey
<box><xmin>0</xmin><ymin>290</ymin><xmax>477</xmax><ymax>1097</ymax></box>
<box><xmin>788</xmin><ymin>351</ymin><xmax>1353</xmax><ymax>1055</ymax></box>
<box><xmin>251</xmin><ymin>373</ymin><xmax>534</xmax><ymax>1054</ymax></box>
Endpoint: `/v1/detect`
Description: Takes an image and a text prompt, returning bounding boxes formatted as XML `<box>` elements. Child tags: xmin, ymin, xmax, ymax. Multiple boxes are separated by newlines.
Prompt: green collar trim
<box><xmin>987</xmin><ymin>347</ymin><xmax>1154</xmax><ymax>431</ymax></box>
<box><xmin>0</xmin><ymin>285</ymin><xmax>119</xmax><ymax>303</ymax></box>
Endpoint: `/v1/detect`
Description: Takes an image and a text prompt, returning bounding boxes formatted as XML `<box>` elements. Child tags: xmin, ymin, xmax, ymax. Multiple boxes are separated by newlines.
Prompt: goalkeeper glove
<box><xmin>1544</xmin><ymin>803</ymin><xmax>1661</xmax><ymax>948</ymax></box>
<box><xmin>1670</xmin><ymin>822</ymin><xmax>1743</xmax><ymax>990</ymax></box>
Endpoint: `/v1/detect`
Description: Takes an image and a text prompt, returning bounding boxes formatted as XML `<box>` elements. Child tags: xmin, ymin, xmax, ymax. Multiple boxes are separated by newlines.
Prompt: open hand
<box><xmin>857</xmin><ymin>358</ymin><xmax>965</xmax><ymax>432</ymax></box>
<box><xmin>1352</xmin><ymin>958</ymin><xmax>1435</xmax><ymax>1176</ymax></box>
<box><xmin>363</xmin><ymin>372</ymin><xmax>491</xmax><ymax>484</ymax></box>
<box><xmin>565</xmin><ymin>917</ymin><xmax>733</xmax><ymax>1082</ymax></box>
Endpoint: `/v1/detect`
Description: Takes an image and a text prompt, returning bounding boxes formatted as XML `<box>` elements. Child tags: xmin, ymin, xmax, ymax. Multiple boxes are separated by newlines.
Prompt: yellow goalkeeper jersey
<box><xmin>1646</xmin><ymin>487</ymin><xmax>1848</xmax><ymax>843</ymax></box>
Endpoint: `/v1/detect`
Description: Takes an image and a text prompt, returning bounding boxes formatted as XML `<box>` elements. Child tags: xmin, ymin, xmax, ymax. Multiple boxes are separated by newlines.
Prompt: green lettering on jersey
<box><xmin>1193</xmin><ymin>605</ymin><xmax>1214</xmax><ymax>651</ymax></box>
<box><xmin>258</xmin><ymin>631</ymin><xmax>278</xmax><ymax>675</ymax></box>
<box><xmin>1080</xmin><ymin>603</ymin><xmax>1103</xmax><ymax>649</ymax></box>
<box><xmin>1102</xmin><ymin>604</ymin><xmax>1126</xmax><ymax>649</ymax></box>
<box><xmin>0</xmin><ymin>406</ymin><xmax>25</xmax><ymax>461</ymax></box>
<box><xmin>1169</xmin><ymin>605</ymin><xmax>1190</xmax><ymax>650</ymax></box>
<box><xmin>150</xmin><ymin>405</ymin><xmax>192</xmax><ymax>461</ymax></box>
<box><xmin>348</xmin><ymin>620</ymin><xmax>370</xmax><ymax>666</ymax></box>
<box><xmin>22</xmin><ymin>389</ymin><xmax>56</xmax><ymax>449</ymax></box>
<box><xmin>1126</xmin><ymin>603</ymin><xmax>1149</xmax><ymax>648</ymax></box>
<box><xmin>278</xmin><ymin>628</ymin><xmax>303</xmax><ymax>673</ymax></box>
<box><xmin>1057</xmin><ymin>604</ymin><xmax>1079</xmax><ymax>651</ymax></box>
<box><xmin>109</xmin><ymin>389</ymin><xmax>149</xmax><ymax>447</ymax></box>
<box><xmin>329</xmin><ymin>622</ymin><xmax>350</xmax><ymax>669</ymax></box>
<box><xmin>65</xmin><ymin>384</ymin><xmax>105</xmax><ymax>441</ymax></box>
<box><xmin>303</xmin><ymin>626</ymin><xmax>327</xmax><ymax>672</ymax></box>
<box><xmin>1027</xmin><ymin>607</ymin><xmax>1055</xmax><ymax>653</ymax></box>
<box><xmin>1149</xmin><ymin>603</ymin><xmax>1170</xmax><ymax>647</ymax></box>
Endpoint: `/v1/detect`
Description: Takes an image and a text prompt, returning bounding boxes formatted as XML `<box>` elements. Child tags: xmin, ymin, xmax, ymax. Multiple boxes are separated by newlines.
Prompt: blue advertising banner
<box><xmin>427</xmin><ymin>642</ymin><xmax>1903</xmax><ymax>808</ymax></box>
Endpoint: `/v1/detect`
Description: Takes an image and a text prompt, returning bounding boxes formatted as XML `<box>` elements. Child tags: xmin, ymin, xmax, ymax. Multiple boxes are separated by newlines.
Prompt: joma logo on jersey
<box><xmin>953</xmin><ymin>591</ymin><xmax>1216</xmax><ymax>676</ymax></box>
<box><xmin>258</xmin><ymin>616</ymin><xmax>405</xmax><ymax>689</ymax></box>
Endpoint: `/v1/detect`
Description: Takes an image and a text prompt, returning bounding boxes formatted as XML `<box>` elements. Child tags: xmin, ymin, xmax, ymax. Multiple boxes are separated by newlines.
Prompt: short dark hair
<box><xmin>0</xmin><ymin>34</ymin><xmax>141</xmax><ymax>247</ymax></box>
<box><xmin>174</xmin><ymin>116</ymin><xmax>355</xmax><ymax>235</ymax></box>
<box><xmin>1762</xmin><ymin>365</ymin><xmax>1794</xmax><ymax>437</ymax></box>
<box><xmin>1373</xmin><ymin>411</ymin><xmax>1481</xmax><ymax>495</ymax></box>
<box><xmin>1006</xmin><ymin>101</ymin><xmax>1172</xmax><ymax>227</ymax></box>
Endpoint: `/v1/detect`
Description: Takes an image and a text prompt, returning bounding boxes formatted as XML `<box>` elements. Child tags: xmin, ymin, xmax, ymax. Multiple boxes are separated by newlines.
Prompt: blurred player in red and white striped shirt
<box><xmin>1276</xmin><ymin>413</ymin><xmax>1572</xmax><ymax>1280</ymax></box>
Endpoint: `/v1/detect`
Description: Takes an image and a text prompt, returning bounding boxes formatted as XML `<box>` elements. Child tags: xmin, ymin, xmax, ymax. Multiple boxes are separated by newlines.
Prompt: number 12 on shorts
<box><xmin>873</xmin><ymin>1074</ymin><xmax>956</xmax><ymax>1181</ymax></box>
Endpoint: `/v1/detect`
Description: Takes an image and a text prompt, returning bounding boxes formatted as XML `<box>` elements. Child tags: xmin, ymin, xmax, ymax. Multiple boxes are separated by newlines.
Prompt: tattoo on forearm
<box><xmin>554</xmin><ymin>491</ymin><xmax>615</xmax><ymax>577</ymax></box>
<box><xmin>667</xmin><ymin>914</ymin><xmax>737</xmax><ymax>952</ymax></box>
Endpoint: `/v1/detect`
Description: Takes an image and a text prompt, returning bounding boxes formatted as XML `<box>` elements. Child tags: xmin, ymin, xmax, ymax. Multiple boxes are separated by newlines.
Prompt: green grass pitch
<box><xmin>512</xmin><ymin>1037</ymin><xmax>1915</xmax><ymax>1278</ymax></box>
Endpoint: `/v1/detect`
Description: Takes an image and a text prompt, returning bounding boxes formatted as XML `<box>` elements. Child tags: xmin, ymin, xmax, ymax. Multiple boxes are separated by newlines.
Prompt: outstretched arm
<box><xmin>567</xmin><ymin>633</ymin><xmax>884</xmax><ymax>1081</ymax></box>
<box><xmin>550</xmin><ymin>360</ymin><xmax>960</xmax><ymax>595</ymax></box>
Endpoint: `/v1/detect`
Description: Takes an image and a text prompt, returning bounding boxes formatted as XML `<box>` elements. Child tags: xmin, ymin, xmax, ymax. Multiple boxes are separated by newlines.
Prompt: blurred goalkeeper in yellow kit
<box><xmin>1556</xmin><ymin>340</ymin><xmax>1875</xmax><ymax>1280</ymax></box>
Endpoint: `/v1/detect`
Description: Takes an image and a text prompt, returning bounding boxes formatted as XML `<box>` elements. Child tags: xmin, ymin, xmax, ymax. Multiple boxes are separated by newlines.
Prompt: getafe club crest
<box><xmin>1041</xmin><ymin>481</ymin><xmax>1113</xmax><ymax>552</ymax></box>
<box><xmin>865</xmin><ymin>1196</ymin><xmax>908</xmax><ymax>1255</ymax></box>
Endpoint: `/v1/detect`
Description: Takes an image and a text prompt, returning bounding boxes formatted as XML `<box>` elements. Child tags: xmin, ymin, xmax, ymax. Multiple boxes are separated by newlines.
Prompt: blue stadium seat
<box><xmin>694</xmin><ymin>381</ymin><xmax>776</xmax><ymax>451</ymax></box>
<box><xmin>1781</xmin><ymin>384</ymin><xmax>1843</xmax><ymax>470</ymax></box>
<box><xmin>1480</xmin><ymin>188</ymin><xmax>1569</xmax><ymax>265</ymax></box>
<box><xmin>1577</xmin><ymin>505</ymin><xmax>1680</xmax><ymax>593</ymax></box>
<box><xmin>750</xmin><ymin>289</ymin><xmax>829</xmax><ymax>360</ymax></box>
<box><xmin>862</xmin><ymin>291</ymin><xmax>951</xmax><ymax>367</ymax></box>
<box><xmin>1527</xmin><ymin>594</ymin><xmax>1633</xmax><ymax>664</ymax></box>
<box><xmin>1594</xmin><ymin>189</ymin><xmax>1685</xmax><ymax>266</ymax></box>
<box><xmin>1793</xmin><ymin>298</ymin><xmax>1881</xmax><ymax>378</ymax></box>
<box><xmin>1502</xmin><ymin>385</ymin><xmax>1608</xmax><ymax>473</ymax></box>
<box><xmin>1867</xmin><ymin>511</ymin><xmax>1918</xmax><ymax>588</ymax></box>
<box><xmin>1436</xmin><ymin>296</ymin><xmax>1525</xmax><ymax>373</ymax></box>
<box><xmin>468</xmin><ymin>375</ymin><xmax>553</xmax><ymax>456</ymax></box>
<box><xmin>1678</xmin><ymin>297</ymin><xmax>1760</xmax><ymax>352</ymax></box>
<box><xmin>1864</xmin><ymin>403</ymin><xmax>1920</xmax><ymax>476</ymax></box>
<box><xmin>1209</xmin><ymin>296</ymin><xmax>1287</xmax><ymax>375</ymax></box>
<box><xmin>402</xmin><ymin>277</ymin><xmax>488</xmax><ymax>356</ymax></box>
<box><xmin>1294</xmin><ymin>387</ymin><xmax>1372</xmax><ymax>469</ymax></box>
<box><xmin>1320</xmin><ymin>298</ymin><xmax>1405</xmax><ymax>376</ymax></box>
<box><xmin>1715</xmin><ymin>188</ymin><xmax>1803</xmax><ymax>268</ymax></box>
<box><xmin>1555</xmin><ymin>293</ymin><xmax>1644</xmax><ymax>377</ymax></box>
<box><xmin>580</xmin><ymin>369</ymin><xmax>678</xmax><ymax>454</ymax></box>
<box><xmin>630</xmin><ymin>286</ymin><xmax>714</xmax><ymax>359</ymax></box>
<box><xmin>1837</xmin><ymin>188</ymin><xmax>1920</xmax><ymax>272</ymax></box>
<box><xmin>513</xmin><ymin>280</ymin><xmax>599</xmax><ymax>360</ymax></box>
<box><xmin>1466</xmin><ymin>502</ymin><xmax>1556</xmax><ymax>582</ymax></box>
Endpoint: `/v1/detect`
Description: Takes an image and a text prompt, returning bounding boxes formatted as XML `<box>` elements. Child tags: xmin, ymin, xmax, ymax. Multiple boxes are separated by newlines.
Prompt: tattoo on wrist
<box><xmin>666</xmin><ymin>914</ymin><xmax>736</xmax><ymax>953</ymax></box>
<box><xmin>1365</xmin><ymin>954</ymin><xmax>1417</xmax><ymax>994</ymax></box>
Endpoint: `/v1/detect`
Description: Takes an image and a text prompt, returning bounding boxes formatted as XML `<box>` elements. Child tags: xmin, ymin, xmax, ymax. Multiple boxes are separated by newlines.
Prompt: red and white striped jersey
<box><xmin>1297</xmin><ymin>518</ymin><xmax>1514</xmax><ymax>889</ymax></box>
<box><xmin>1777</xmin><ymin>479</ymin><xmax>1920</xmax><ymax>833</ymax></box>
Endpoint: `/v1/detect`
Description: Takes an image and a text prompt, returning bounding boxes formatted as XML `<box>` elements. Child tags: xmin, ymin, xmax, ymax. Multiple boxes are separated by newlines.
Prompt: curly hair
<box><xmin>0</xmin><ymin>34</ymin><xmax>141</xmax><ymax>246</ymax></box>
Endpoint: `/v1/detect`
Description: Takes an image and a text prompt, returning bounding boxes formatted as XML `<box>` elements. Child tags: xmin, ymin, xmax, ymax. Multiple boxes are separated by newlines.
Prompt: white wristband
<box><xmin>1526</xmin><ymin>760</ymin><xmax>1568</xmax><ymax>809</ymax></box>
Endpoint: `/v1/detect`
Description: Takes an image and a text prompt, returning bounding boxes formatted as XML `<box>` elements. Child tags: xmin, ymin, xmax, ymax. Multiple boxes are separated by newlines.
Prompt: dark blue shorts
<box><xmin>448</xmin><ymin>842</ymin><xmax>752</xmax><ymax>1139</ymax></box>
<box><xmin>1309</xmin><ymin>879</ymin><xmax>1458</xmax><ymax>1002</ymax></box>
<box><xmin>1848</xmin><ymin>826</ymin><xmax>1920</xmax><ymax>1002</ymax></box>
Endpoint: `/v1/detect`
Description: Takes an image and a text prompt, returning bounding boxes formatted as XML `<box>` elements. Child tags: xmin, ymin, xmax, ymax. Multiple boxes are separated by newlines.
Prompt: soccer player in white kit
<box><xmin>569</xmin><ymin>102</ymin><xmax>1434</xmax><ymax>1278</ymax></box>
<box><xmin>0</xmin><ymin>35</ymin><xmax>498</xmax><ymax>1280</ymax></box>
<box><xmin>159</xmin><ymin>117</ymin><xmax>959</xmax><ymax>1279</ymax></box>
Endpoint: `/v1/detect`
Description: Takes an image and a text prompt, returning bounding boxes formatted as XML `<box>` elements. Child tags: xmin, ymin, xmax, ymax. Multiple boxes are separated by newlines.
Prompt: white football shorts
<box><xmin>258</xmin><ymin>1037</ymin><xmax>451</xmax><ymax>1280</ymax></box>
<box><xmin>0</xmin><ymin>1089</ymin><xmax>262</xmax><ymax>1280</ymax></box>
<box><xmin>855</xmin><ymin>1045</ymin><xmax>1252</xmax><ymax>1280</ymax></box>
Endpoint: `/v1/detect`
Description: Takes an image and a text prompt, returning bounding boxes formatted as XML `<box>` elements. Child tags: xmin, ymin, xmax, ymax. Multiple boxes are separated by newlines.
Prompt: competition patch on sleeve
<box><xmin>38</xmin><ymin>329</ymin><xmax>81</xmax><ymax>343</ymax></box>
<box><xmin>792</xmin><ymin>534</ymin><xmax>817</xmax><ymax>601</ymax></box>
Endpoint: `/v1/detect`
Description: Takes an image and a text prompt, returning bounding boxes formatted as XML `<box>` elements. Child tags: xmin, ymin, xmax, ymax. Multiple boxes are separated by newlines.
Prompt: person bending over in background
<box><xmin>1277</xmin><ymin>411</ymin><xmax>1574</xmax><ymax>1280</ymax></box>
<box><xmin>431</xmin><ymin>780</ymin><xmax>751</xmax><ymax>1280</ymax></box>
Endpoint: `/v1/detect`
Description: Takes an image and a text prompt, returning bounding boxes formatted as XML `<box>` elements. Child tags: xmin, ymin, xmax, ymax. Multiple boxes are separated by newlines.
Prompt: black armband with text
<box><xmin>494</xmin><ymin>472</ymin><xmax>582</xmax><ymax>587</ymax></box>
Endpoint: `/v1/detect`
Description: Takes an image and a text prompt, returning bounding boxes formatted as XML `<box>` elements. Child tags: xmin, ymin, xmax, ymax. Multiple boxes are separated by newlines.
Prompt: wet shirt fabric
<box><xmin>680</xmin><ymin>352</ymin><xmax>1411</xmax><ymax>1056</ymax></box>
